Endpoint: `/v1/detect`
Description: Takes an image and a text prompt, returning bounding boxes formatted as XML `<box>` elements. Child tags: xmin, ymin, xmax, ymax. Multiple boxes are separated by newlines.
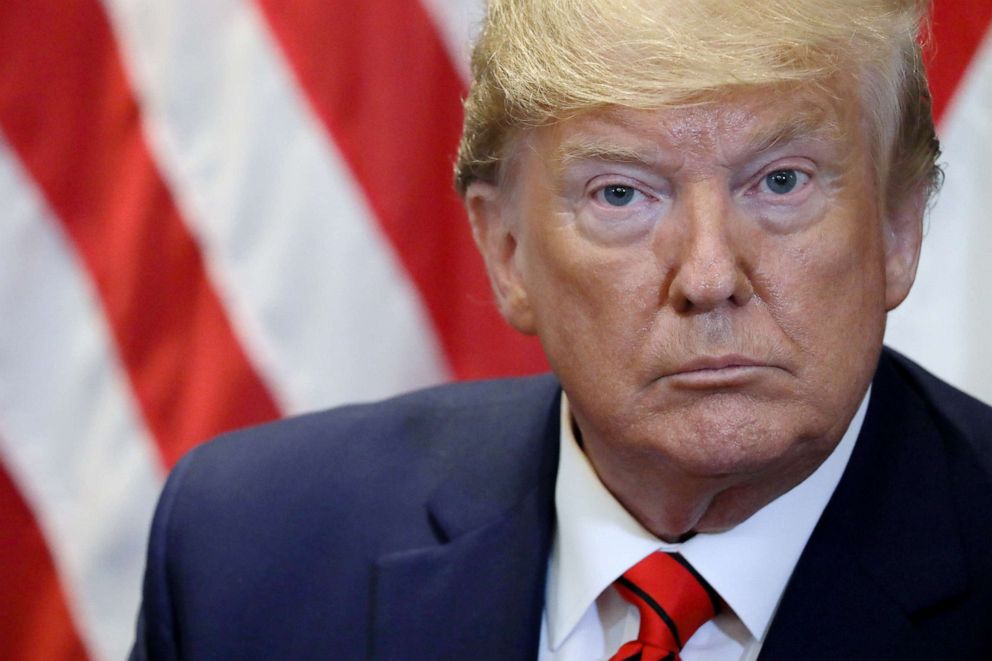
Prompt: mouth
<box><xmin>662</xmin><ymin>355</ymin><xmax>782</xmax><ymax>389</ymax></box>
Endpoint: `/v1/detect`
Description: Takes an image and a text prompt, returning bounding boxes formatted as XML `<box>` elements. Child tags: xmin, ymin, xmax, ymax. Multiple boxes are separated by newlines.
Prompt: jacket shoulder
<box><xmin>882</xmin><ymin>347</ymin><xmax>992</xmax><ymax>477</ymax></box>
<box><xmin>199</xmin><ymin>373</ymin><xmax>556</xmax><ymax>472</ymax></box>
<box><xmin>171</xmin><ymin>373</ymin><xmax>561</xmax><ymax>525</ymax></box>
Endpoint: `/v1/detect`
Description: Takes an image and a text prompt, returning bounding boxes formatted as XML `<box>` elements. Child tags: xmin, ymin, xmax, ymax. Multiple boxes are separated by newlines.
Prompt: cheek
<box><xmin>522</xmin><ymin>217</ymin><xmax>661</xmax><ymax>368</ymax></box>
<box><xmin>766</xmin><ymin>213</ymin><xmax>887</xmax><ymax>375</ymax></box>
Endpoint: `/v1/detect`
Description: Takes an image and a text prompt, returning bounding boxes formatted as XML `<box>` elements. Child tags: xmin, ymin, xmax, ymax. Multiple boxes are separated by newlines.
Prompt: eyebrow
<box><xmin>742</xmin><ymin>110</ymin><xmax>843</xmax><ymax>156</ymax></box>
<box><xmin>556</xmin><ymin>142</ymin><xmax>659</xmax><ymax>169</ymax></box>
<box><xmin>553</xmin><ymin>106</ymin><xmax>844</xmax><ymax>173</ymax></box>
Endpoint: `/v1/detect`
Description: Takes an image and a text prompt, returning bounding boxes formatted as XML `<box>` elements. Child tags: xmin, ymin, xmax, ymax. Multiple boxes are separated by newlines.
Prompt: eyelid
<box><xmin>586</xmin><ymin>173</ymin><xmax>661</xmax><ymax>199</ymax></box>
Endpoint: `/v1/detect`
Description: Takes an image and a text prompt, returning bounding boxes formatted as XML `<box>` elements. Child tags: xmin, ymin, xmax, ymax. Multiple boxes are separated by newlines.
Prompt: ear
<box><xmin>883</xmin><ymin>183</ymin><xmax>926</xmax><ymax>311</ymax></box>
<box><xmin>464</xmin><ymin>182</ymin><xmax>537</xmax><ymax>334</ymax></box>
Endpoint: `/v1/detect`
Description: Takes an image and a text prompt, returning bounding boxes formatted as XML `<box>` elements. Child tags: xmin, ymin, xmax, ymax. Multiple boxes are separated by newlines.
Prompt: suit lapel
<box><xmin>760</xmin><ymin>353</ymin><xmax>968</xmax><ymax>659</ymax></box>
<box><xmin>371</xmin><ymin>484</ymin><xmax>555</xmax><ymax>660</ymax></box>
<box><xmin>370</xmin><ymin>386</ymin><xmax>561</xmax><ymax>661</ymax></box>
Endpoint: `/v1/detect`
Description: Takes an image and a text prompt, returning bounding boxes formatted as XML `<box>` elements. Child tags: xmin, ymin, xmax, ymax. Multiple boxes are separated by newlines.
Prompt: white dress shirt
<box><xmin>538</xmin><ymin>390</ymin><xmax>870</xmax><ymax>661</ymax></box>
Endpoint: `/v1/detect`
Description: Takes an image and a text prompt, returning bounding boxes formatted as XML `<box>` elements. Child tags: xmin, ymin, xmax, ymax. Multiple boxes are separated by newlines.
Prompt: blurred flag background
<box><xmin>0</xmin><ymin>1</ymin><xmax>989</xmax><ymax>658</ymax></box>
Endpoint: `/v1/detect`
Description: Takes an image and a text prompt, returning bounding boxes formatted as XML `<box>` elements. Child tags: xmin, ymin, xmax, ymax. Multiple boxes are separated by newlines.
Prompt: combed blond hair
<box><xmin>455</xmin><ymin>0</ymin><xmax>941</xmax><ymax>206</ymax></box>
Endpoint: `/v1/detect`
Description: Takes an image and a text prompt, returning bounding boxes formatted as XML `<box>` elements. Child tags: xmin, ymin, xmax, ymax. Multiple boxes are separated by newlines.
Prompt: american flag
<box><xmin>0</xmin><ymin>1</ymin><xmax>988</xmax><ymax>659</ymax></box>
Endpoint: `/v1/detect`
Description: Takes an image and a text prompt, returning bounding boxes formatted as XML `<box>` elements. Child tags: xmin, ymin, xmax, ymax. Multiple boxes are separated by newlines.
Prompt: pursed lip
<box><xmin>661</xmin><ymin>354</ymin><xmax>783</xmax><ymax>388</ymax></box>
<box><xmin>671</xmin><ymin>354</ymin><xmax>770</xmax><ymax>374</ymax></box>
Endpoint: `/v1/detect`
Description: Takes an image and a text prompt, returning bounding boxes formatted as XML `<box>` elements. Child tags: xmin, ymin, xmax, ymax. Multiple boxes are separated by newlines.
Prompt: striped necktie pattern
<box><xmin>609</xmin><ymin>552</ymin><xmax>722</xmax><ymax>661</ymax></box>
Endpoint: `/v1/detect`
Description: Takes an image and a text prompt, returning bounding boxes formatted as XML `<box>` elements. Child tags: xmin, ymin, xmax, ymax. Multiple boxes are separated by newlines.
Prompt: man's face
<box><xmin>467</xmin><ymin>83</ymin><xmax>923</xmax><ymax>534</ymax></box>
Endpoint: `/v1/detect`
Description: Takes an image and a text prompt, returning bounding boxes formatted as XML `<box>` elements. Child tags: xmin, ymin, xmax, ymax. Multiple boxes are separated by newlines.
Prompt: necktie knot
<box><xmin>609</xmin><ymin>552</ymin><xmax>721</xmax><ymax>661</ymax></box>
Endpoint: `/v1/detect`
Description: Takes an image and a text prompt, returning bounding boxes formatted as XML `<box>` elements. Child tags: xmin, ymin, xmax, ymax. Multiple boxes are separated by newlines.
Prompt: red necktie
<box><xmin>609</xmin><ymin>552</ymin><xmax>721</xmax><ymax>661</ymax></box>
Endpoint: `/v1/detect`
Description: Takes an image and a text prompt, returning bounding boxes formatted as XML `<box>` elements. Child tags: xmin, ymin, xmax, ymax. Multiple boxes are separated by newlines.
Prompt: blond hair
<box><xmin>455</xmin><ymin>0</ymin><xmax>941</xmax><ymax>206</ymax></box>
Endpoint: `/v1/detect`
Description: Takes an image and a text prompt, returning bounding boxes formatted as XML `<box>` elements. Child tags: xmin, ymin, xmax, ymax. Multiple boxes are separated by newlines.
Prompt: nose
<box><xmin>663</xmin><ymin>186</ymin><xmax>753</xmax><ymax>313</ymax></box>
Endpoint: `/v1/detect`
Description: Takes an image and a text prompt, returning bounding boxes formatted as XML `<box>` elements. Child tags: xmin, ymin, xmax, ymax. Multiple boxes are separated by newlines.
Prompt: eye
<box><xmin>597</xmin><ymin>184</ymin><xmax>641</xmax><ymax>207</ymax></box>
<box><xmin>578</xmin><ymin>177</ymin><xmax>663</xmax><ymax>244</ymax></box>
<box><xmin>762</xmin><ymin>169</ymin><xmax>806</xmax><ymax>195</ymax></box>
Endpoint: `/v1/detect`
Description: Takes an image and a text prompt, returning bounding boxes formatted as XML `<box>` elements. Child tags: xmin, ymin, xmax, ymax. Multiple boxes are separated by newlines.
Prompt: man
<box><xmin>132</xmin><ymin>1</ymin><xmax>992</xmax><ymax>659</ymax></box>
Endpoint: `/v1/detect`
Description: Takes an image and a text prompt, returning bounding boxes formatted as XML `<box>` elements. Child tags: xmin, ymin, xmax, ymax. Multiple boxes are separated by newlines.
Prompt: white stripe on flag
<box><xmin>0</xmin><ymin>135</ymin><xmax>166</xmax><ymax>661</ymax></box>
<box><xmin>99</xmin><ymin>0</ymin><xmax>449</xmax><ymax>415</ymax></box>
<box><xmin>886</xmin><ymin>25</ymin><xmax>992</xmax><ymax>405</ymax></box>
<box><xmin>419</xmin><ymin>0</ymin><xmax>487</xmax><ymax>82</ymax></box>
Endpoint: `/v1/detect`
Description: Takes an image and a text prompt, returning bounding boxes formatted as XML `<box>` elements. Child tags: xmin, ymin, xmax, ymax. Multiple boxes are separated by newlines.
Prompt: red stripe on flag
<box><xmin>0</xmin><ymin>0</ymin><xmax>282</xmax><ymax>466</ymax></box>
<box><xmin>927</xmin><ymin>0</ymin><xmax>992</xmax><ymax>122</ymax></box>
<box><xmin>256</xmin><ymin>0</ymin><xmax>548</xmax><ymax>380</ymax></box>
<box><xmin>0</xmin><ymin>460</ymin><xmax>88</xmax><ymax>661</ymax></box>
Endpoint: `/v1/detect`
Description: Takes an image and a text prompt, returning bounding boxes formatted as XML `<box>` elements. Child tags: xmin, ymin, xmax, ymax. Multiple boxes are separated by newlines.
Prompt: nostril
<box><xmin>666</xmin><ymin>257</ymin><xmax>752</xmax><ymax>313</ymax></box>
<box><xmin>731</xmin><ymin>271</ymin><xmax>755</xmax><ymax>306</ymax></box>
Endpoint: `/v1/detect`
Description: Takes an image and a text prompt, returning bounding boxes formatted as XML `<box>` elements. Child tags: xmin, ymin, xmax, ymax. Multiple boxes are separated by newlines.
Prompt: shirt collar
<box><xmin>546</xmin><ymin>388</ymin><xmax>869</xmax><ymax>648</ymax></box>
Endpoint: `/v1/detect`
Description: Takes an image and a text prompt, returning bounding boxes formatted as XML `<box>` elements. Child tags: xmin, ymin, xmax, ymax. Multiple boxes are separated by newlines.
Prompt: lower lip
<box><xmin>664</xmin><ymin>365</ymin><xmax>774</xmax><ymax>389</ymax></box>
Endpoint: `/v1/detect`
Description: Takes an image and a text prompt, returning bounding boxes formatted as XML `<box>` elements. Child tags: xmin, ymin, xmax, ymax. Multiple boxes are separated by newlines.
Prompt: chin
<box><xmin>643</xmin><ymin>396</ymin><xmax>832</xmax><ymax>479</ymax></box>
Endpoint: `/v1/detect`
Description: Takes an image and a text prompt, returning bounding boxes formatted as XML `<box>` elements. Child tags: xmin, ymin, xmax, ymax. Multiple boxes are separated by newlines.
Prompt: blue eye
<box><xmin>601</xmin><ymin>185</ymin><xmax>637</xmax><ymax>206</ymax></box>
<box><xmin>765</xmin><ymin>169</ymin><xmax>800</xmax><ymax>194</ymax></box>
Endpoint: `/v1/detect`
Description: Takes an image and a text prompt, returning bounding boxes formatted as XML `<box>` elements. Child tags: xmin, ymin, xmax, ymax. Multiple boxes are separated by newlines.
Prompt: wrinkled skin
<box><xmin>466</xmin><ymin>82</ymin><xmax>924</xmax><ymax>541</ymax></box>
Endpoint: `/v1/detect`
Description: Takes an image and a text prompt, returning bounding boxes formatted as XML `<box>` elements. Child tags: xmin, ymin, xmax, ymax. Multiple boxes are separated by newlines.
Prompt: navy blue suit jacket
<box><xmin>131</xmin><ymin>349</ymin><xmax>992</xmax><ymax>659</ymax></box>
